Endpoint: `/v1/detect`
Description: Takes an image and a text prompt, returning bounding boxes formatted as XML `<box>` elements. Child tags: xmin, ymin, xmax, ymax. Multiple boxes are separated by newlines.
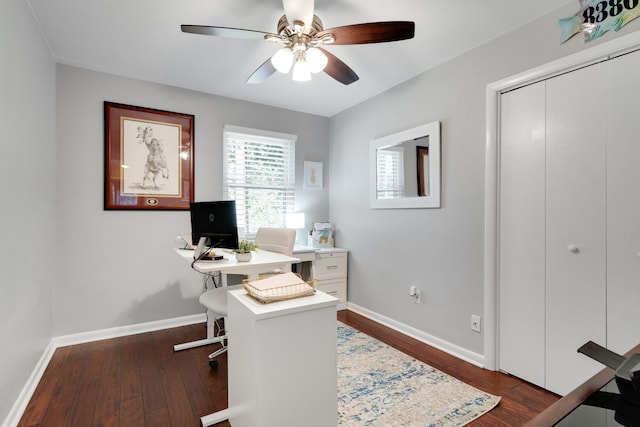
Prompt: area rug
<box><xmin>337</xmin><ymin>323</ymin><xmax>501</xmax><ymax>426</ymax></box>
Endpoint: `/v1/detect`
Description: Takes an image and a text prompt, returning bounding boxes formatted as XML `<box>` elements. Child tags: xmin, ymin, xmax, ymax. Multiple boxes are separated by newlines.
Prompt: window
<box><xmin>223</xmin><ymin>125</ymin><xmax>296</xmax><ymax>236</ymax></box>
<box><xmin>376</xmin><ymin>147</ymin><xmax>405</xmax><ymax>199</ymax></box>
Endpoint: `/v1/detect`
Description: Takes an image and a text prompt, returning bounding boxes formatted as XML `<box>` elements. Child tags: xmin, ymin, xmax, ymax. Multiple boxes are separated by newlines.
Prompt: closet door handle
<box><xmin>568</xmin><ymin>245</ymin><xmax>580</xmax><ymax>254</ymax></box>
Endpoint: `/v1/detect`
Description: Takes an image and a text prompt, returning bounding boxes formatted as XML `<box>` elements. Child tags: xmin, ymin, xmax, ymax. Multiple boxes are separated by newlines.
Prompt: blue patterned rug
<box><xmin>337</xmin><ymin>323</ymin><xmax>500</xmax><ymax>426</ymax></box>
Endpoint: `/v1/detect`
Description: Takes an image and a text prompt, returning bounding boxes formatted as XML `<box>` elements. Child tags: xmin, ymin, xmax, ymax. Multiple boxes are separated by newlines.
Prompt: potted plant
<box><xmin>234</xmin><ymin>240</ymin><xmax>257</xmax><ymax>262</ymax></box>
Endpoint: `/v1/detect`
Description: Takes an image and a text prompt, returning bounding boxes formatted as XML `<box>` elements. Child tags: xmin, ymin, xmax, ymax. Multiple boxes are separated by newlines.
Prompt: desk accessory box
<box><xmin>243</xmin><ymin>272</ymin><xmax>317</xmax><ymax>304</ymax></box>
<box><xmin>308</xmin><ymin>222</ymin><xmax>334</xmax><ymax>248</ymax></box>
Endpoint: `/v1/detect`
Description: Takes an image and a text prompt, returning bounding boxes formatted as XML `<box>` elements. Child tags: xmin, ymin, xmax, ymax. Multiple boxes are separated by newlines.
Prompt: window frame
<box><xmin>222</xmin><ymin>125</ymin><xmax>297</xmax><ymax>238</ymax></box>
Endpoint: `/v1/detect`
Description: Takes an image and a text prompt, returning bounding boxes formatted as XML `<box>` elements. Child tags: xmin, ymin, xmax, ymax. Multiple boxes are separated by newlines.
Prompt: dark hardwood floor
<box><xmin>17</xmin><ymin>310</ymin><xmax>558</xmax><ymax>426</ymax></box>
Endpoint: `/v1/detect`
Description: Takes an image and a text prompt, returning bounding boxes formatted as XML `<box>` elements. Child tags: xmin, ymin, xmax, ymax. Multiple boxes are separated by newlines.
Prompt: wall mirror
<box><xmin>370</xmin><ymin>121</ymin><xmax>440</xmax><ymax>209</ymax></box>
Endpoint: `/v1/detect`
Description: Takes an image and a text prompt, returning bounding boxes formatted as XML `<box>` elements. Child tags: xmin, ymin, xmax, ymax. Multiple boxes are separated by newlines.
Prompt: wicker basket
<box><xmin>243</xmin><ymin>272</ymin><xmax>317</xmax><ymax>304</ymax></box>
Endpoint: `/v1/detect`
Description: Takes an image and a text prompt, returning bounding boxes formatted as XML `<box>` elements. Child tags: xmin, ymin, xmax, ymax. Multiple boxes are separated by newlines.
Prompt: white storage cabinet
<box><xmin>312</xmin><ymin>248</ymin><xmax>348</xmax><ymax>309</ymax></box>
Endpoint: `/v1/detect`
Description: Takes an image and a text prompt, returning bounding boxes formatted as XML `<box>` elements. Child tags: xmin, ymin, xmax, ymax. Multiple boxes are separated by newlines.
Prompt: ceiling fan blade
<box><xmin>318</xmin><ymin>48</ymin><xmax>359</xmax><ymax>85</ymax></box>
<box><xmin>282</xmin><ymin>0</ymin><xmax>314</xmax><ymax>31</ymax></box>
<box><xmin>181</xmin><ymin>25</ymin><xmax>272</xmax><ymax>40</ymax></box>
<box><xmin>247</xmin><ymin>58</ymin><xmax>277</xmax><ymax>84</ymax></box>
<box><xmin>317</xmin><ymin>21</ymin><xmax>415</xmax><ymax>45</ymax></box>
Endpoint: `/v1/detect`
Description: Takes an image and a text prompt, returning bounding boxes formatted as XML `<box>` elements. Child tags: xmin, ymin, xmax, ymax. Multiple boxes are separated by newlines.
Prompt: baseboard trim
<box><xmin>52</xmin><ymin>313</ymin><xmax>206</xmax><ymax>348</ymax></box>
<box><xmin>2</xmin><ymin>342</ymin><xmax>56</xmax><ymax>427</ymax></box>
<box><xmin>3</xmin><ymin>313</ymin><xmax>206</xmax><ymax>427</ymax></box>
<box><xmin>346</xmin><ymin>302</ymin><xmax>486</xmax><ymax>368</ymax></box>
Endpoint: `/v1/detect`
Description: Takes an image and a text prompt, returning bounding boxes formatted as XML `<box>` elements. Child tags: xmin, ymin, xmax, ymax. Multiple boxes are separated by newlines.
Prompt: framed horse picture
<box><xmin>104</xmin><ymin>102</ymin><xmax>194</xmax><ymax>210</ymax></box>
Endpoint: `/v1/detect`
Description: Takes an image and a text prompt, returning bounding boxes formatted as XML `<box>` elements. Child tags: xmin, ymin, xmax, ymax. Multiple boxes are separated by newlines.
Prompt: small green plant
<box><xmin>234</xmin><ymin>240</ymin><xmax>257</xmax><ymax>254</ymax></box>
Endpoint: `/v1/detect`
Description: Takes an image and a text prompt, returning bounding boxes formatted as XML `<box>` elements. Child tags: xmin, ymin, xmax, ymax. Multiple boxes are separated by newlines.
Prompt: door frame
<box><xmin>483</xmin><ymin>31</ymin><xmax>640</xmax><ymax>371</ymax></box>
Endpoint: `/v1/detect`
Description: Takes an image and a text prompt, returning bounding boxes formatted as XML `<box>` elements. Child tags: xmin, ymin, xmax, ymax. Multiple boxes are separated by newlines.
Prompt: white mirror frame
<box><xmin>370</xmin><ymin>121</ymin><xmax>441</xmax><ymax>209</ymax></box>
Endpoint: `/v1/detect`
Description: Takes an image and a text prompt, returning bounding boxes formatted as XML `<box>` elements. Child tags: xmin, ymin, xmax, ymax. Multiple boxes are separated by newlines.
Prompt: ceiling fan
<box><xmin>181</xmin><ymin>0</ymin><xmax>415</xmax><ymax>85</ymax></box>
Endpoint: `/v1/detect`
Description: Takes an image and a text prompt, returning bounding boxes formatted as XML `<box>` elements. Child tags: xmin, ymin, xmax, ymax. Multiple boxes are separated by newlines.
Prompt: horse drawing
<box><xmin>136</xmin><ymin>125</ymin><xmax>169</xmax><ymax>189</ymax></box>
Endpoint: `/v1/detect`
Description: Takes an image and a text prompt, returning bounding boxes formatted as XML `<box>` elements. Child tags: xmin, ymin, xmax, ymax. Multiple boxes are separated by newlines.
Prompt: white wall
<box><xmin>329</xmin><ymin>3</ymin><xmax>640</xmax><ymax>356</ymax></box>
<box><xmin>0</xmin><ymin>0</ymin><xmax>57</xmax><ymax>422</ymax></box>
<box><xmin>54</xmin><ymin>65</ymin><xmax>330</xmax><ymax>336</ymax></box>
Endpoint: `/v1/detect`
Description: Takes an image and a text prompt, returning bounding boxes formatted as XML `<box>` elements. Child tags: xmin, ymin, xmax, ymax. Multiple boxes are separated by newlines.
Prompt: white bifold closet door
<box><xmin>498</xmin><ymin>81</ymin><xmax>546</xmax><ymax>389</ymax></box>
<box><xmin>498</xmin><ymin>50</ymin><xmax>640</xmax><ymax>395</ymax></box>
<box><xmin>544</xmin><ymin>61</ymin><xmax>607</xmax><ymax>395</ymax></box>
<box><xmin>606</xmin><ymin>50</ymin><xmax>640</xmax><ymax>355</ymax></box>
<box><xmin>498</xmin><ymin>66</ymin><xmax>607</xmax><ymax>395</ymax></box>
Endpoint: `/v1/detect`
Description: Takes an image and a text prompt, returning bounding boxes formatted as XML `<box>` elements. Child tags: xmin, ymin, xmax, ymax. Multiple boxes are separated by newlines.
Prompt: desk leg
<box><xmin>174</xmin><ymin>308</ymin><xmax>224</xmax><ymax>352</ymax></box>
<box><xmin>201</xmin><ymin>408</ymin><xmax>230</xmax><ymax>426</ymax></box>
<box><xmin>173</xmin><ymin>337</ymin><xmax>222</xmax><ymax>352</ymax></box>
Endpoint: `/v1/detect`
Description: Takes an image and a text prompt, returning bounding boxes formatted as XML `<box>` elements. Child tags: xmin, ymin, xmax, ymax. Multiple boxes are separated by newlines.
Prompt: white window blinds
<box><xmin>223</xmin><ymin>126</ymin><xmax>296</xmax><ymax>236</ymax></box>
<box><xmin>376</xmin><ymin>147</ymin><xmax>405</xmax><ymax>199</ymax></box>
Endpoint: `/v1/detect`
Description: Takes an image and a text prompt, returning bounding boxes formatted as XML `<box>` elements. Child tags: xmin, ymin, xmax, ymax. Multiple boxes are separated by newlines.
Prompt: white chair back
<box><xmin>255</xmin><ymin>228</ymin><xmax>296</xmax><ymax>255</ymax></box>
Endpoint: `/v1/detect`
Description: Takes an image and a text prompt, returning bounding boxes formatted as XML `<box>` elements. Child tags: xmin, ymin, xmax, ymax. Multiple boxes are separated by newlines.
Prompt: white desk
<box><xmin>173</xmin><ymin>248</ymin><xmax>301</xmax><ymax>351</ymax></box>
<box><xmin>201</xmin><ymin>288</ymin><xmax>338</xmax><ymax>427</ymax></box>
<box><xmin>292</xmin><ymin>244</ymin><xmax>317</xmax><ymax>262</ymax></box>
<box><xmin>175</xmin><ymin>247</ymin><xmax>300</xmax><ymax>278</ymax></box>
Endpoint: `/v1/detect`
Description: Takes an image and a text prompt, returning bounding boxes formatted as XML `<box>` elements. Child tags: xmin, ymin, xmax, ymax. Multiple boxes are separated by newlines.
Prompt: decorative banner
<box><xmin>559</xmin><ymin>0</ymin><xmax>640</xmax><ymax>43</ymax></box>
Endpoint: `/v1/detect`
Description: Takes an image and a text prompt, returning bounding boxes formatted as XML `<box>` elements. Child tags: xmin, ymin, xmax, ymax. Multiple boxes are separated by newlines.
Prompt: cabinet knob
<box><xmin>568</xmin><ymin>245</ymin><xmax>580</xmax><ymax>254</ymax></box>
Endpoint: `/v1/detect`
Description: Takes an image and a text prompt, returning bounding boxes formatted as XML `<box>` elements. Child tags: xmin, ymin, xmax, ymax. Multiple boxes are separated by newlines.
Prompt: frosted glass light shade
<box><xmin>286</xmin><ymin>212</ymin><xmax>305</xmax><ymax>229</ymax></box>
<box><xmin>271</xmin><ymin>48</ymin><xmax>294</xmax><ymax>73</ymax></box>
<box><xmin>306</xmin><ymin>47</ymin><xmax>328</xmax><ymax>73</ymax></box>
<box><xmin>292</xmin><ymin>59</ymin><xmax>311</xmax><ymax>81</ymax></box>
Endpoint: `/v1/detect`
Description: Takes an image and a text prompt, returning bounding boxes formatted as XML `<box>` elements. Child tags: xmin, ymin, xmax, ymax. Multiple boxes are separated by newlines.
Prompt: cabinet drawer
<box><xmin>314</xmin><ymin>253</ymin><xmax>347</xmax><ymax>279</ymax></box>
<box><xmin>317</xmin><ymin>278</ymin><xmax>346</xmax><ymax>303</ymax></box>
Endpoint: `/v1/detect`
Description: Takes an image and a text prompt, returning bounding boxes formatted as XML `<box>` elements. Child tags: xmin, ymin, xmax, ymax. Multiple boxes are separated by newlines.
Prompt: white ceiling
<box><xmin>29</xmin><ymin>0</ymin><xmax>571</xmax><ymax>117</ymax></box>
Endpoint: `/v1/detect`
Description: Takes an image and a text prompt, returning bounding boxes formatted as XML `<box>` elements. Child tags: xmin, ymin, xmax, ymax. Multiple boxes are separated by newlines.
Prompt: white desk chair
<box><xmin>255</xmin><ymin>227</ymin><xmax>296</xmax><ymax>256</ymax></box>
<box><xmin>255</xmin><ymin>227</ymin><xmax>296</xmax><ymax>276</ymax></box>
<box><xmin>198</xmin><ymin>227</ymin><xmax>296</xmax><ymax>368</ymax></box>
<box><xmin>198</xmin><ymin>284</ymin><xmax>242</xmax><ymax>368</ymax></box>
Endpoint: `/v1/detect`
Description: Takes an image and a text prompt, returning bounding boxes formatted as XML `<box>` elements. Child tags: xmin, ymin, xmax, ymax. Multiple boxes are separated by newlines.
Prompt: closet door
<box><xmin>545</xmin><ymin>62</ymin><xmax>607</xmax><ymax>395</ymax></box>
<box><xmin>607</xmin><ymin>49</ymin><xmax>640</xmax><ymax>355</ymax></box>
<box><xmin>498</xmin><ymin>82</ymin><xmax>546</xmax><ymax>387</ymax></box>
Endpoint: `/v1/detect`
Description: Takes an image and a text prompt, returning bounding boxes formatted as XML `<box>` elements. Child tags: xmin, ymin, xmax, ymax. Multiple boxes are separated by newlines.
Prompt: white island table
<box><xmin>201</xmin><ymin>288</ymin><xmax>338</xmax><ymax>427</ymax></box>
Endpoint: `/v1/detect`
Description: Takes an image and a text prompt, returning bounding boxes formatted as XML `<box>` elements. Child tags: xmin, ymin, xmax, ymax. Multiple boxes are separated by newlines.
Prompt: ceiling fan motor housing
<box><xmin>277</xmin><ymin>14</ymin><xmax>324</xmax><ymax>37</ymax></box>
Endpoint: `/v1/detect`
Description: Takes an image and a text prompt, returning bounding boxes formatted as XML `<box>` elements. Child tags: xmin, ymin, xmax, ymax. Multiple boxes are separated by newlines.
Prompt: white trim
<box><xmin>2</xmin><ymin>313</ymin><xmax>206</xmax><ymax>427</ymax></box>
<box><xmin>223</xmin><ymin>124</ymin><xmax>297</xmax><ymax>143</ymax></box>
<box><xmin>52</xmin><ymin>313</ymin><xmax>205</xmax><ymax>347</ymax></box>
<box><xmin>483</xmin><ymin>87</ymin><xmax>499</xmax><ymax>372</ymax></box>
<box><xmin>484</xmin><ymin>30</ymin><xmax>640</xmax><ymax>372</ymax></box>
<box><xmin>2</xmin><ymin>343</ymin><xmax>56</xmax><ymax>427</ymax></box>
<box><xmin>488</xmin><ymin>31</ymin><xmax>640</xmax><ymax>94</ymax></box>
<box><xmin>347</xmin><ymin>302</ymin><xmax>485</xmax><ymax>368</ymax></box>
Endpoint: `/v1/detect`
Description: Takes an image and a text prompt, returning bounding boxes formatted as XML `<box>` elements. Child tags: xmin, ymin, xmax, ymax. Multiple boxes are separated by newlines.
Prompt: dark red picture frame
<box><xmin>104</xmin><ymin>102</ymin><xmax>194</xmax><ymax>210</ymax></box>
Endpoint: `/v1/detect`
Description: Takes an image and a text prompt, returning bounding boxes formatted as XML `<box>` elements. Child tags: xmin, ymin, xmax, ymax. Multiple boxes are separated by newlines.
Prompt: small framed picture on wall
<box><xmin>303</xmin><ymin>161</ymin><xmax>323</xmax><ymax>190</ymax></box>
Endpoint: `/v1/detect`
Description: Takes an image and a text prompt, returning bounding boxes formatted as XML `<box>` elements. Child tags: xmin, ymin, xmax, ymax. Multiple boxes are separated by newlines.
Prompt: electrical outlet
<box><xmin>409</xmin><ymin>286</ymin><xmax>420</xmax><ymax>303</ymax></box>
<box><xmin>471</xmin><ymin>315</ymin><xmax>481</xmax><ymax>333</ymax></box>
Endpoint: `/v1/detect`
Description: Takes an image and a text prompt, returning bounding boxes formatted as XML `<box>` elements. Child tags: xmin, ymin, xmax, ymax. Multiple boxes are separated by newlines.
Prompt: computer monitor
<box><xmin>190</xmin><ymin>200</ymin><xmax>239</xmax><ymax>259</ymax></box>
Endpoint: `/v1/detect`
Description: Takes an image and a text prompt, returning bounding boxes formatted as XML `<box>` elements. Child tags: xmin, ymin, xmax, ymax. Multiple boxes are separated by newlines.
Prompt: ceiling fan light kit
<box><xmin>269</xmin><ymin>16</ymin><xmax>329</xmax><ymax>81</ymax></box>
<box><xmin>292</xmin><ymin>55</ymin><xmax>312</xmax><ymax>81</ymax></box>
<box><xmin>306</xmin><ymin>47</ymin><xmax>328</xmax><ymax>73</ymax></box>
<box><xmin>181</xmin><ymin>0</ymin><xmax>415</xmax><ymax>85</ymax></box>
<box><xmin>271</xmin><ymin>47</ymin><xmax>294</xmax><ymax>73</ymax></box>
